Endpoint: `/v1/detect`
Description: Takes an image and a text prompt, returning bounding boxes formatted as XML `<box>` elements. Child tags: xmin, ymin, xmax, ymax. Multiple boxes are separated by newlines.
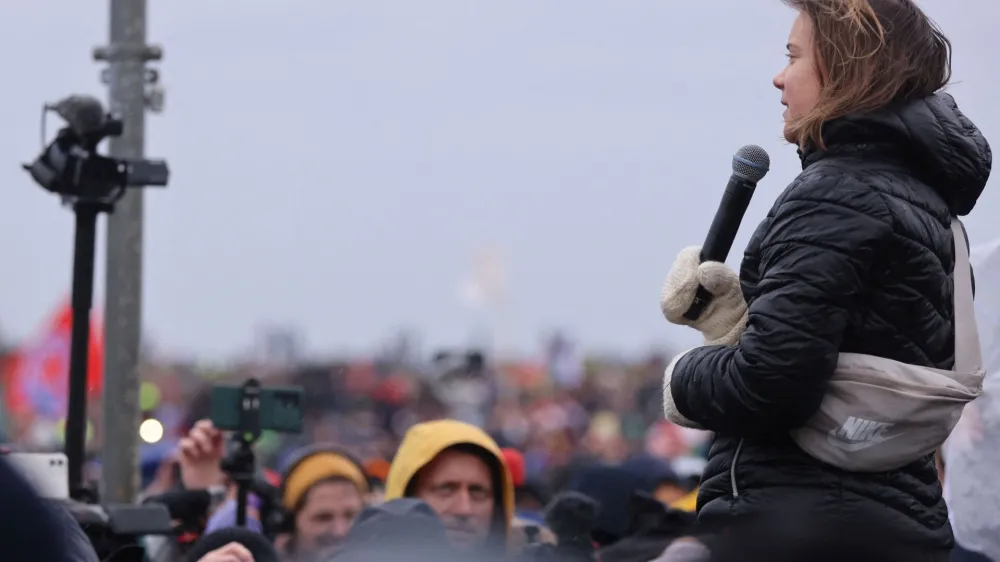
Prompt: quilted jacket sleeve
<box><xmin>667</xmin><ymin>174</ymin><xmax>894</xmax><ymax>436</ymax></box>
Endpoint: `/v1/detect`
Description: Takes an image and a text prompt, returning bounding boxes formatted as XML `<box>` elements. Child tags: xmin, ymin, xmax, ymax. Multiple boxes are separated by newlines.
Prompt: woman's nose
<box><xmin>773</xmin><ymin>69</ymin><xmax>785</xmax><ymax>90</ymax></box>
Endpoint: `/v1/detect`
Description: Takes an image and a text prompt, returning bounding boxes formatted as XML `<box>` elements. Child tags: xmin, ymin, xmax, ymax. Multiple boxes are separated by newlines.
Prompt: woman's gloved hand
<box><xmin>660</xmin><ymin>246</ymin><xmax>747</xmax><ymax>346</ymax></box>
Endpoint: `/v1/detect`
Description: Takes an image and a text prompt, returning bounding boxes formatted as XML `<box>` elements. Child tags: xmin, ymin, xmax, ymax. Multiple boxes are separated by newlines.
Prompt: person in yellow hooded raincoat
<box><xmin>384</xmin><ymin>419</ymin><xmax>515</xmax><ymax>556</ymax></box>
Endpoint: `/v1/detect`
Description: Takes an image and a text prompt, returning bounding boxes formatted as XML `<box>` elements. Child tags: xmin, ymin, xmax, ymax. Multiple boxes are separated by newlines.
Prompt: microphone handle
<box><xmin>683</xmin><ymin>174</ymin><xmax>757</xmax><ymax>321</ymax></box>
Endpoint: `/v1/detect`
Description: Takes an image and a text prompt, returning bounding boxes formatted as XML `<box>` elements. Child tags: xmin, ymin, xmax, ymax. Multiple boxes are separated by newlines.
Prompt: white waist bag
<box><xmin>790</xmin><ymin>218</ymin><xmax>986</xmax><ymax>472</ymax></box>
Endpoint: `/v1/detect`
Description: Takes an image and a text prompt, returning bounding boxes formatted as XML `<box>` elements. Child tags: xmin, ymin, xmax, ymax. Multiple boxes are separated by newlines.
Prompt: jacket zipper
<box><xmin>730</xmin><ymin>439</ymin><xmax>745</xmax><ymax>499</ymax></box>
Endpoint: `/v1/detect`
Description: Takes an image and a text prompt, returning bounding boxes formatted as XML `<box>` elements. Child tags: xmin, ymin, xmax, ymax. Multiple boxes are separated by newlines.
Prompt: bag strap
<box><xmin>951</xmin><ymin>218</ymin><xmax>983</xmax><ymax>372</ymax></box>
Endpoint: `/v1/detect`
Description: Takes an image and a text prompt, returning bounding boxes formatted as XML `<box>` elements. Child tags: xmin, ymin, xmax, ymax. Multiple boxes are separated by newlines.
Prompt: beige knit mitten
<box><xmin>660</xmin><ymin>246</ymin><xmax>747</xmax><ymax>346</ymax></box>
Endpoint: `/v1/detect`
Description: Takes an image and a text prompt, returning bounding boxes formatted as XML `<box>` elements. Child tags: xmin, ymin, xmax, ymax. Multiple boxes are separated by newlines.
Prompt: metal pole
<box><xmin>94</xmin><ymin>0</ymin><xmax>162</xmax><ymax>503</ymax></box>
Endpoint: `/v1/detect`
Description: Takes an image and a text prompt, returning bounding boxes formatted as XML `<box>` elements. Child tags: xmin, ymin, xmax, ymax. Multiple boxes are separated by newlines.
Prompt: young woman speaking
<box><xmin>660</xmin><ymin>1</ymin><xmax>991</xmax><ymax>560</ymax></box>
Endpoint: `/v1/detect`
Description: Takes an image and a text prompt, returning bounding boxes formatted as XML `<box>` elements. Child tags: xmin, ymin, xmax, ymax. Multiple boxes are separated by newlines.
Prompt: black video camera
<box><xmin>65</xmin><ymin>500</ymin><xmax>174</xmax><ymax>562</ymax></box>
<box><xmin>23</xmin><ymin>94</ymin><xmax>168</xmax><ymax>205</ymax></box>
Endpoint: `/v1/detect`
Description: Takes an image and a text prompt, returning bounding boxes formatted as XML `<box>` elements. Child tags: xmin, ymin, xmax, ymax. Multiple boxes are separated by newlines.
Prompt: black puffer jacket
<box><xmin>666</xmin><ymin>92</ymin><xmax>991</xmax><ymax>551</ymax></box>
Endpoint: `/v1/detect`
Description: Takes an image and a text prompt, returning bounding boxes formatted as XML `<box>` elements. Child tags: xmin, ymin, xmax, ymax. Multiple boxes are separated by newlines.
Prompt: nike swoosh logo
<box><xmin>826</xmin><ymin>432</ymin><xmax>902</xmax><ymax>452</ymax></box>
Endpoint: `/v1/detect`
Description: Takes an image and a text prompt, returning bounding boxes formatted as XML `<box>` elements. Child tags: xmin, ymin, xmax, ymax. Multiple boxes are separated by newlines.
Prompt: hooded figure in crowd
<box><xmin>384</xmin><ymin>419</ymin><xmax>515</xmax><ymax>557</ymax></box>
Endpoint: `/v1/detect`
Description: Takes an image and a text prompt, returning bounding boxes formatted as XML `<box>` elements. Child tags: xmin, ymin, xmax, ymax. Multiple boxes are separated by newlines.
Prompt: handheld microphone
<box><xmin>683</xmin><ymin>144</ymin><xmax>770</xmax><ymax>321</ymax></box>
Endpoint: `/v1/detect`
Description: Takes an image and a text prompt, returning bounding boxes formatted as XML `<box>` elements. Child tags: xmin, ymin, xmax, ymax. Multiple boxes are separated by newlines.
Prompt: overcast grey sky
<box><xmin>1</xmin><ymin>1</ymin><xmax>998</xmax><ymax>361</ymax></box>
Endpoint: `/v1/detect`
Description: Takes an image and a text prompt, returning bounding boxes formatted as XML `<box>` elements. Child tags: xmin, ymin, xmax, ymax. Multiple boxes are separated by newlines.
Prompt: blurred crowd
<box><xmin>2</xmin><ymin>334</ymin><xmax>707</xmax><ymax>501</ymax></box>
<box><xmin>0</xmin><ymin>334</ymin><xmax>718</xmax><ymax>561</ymax></box>
<box><xmin>2</xmin><ymin>334</ymin><xmax>997</xmax><ymax>562</ymax></box>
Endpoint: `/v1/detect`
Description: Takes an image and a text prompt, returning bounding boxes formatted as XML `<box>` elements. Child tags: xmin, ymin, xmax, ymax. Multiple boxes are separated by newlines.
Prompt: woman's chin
<box><xmin>782</xmin><ymin>125</ymin><xmax>797</xmax><ymax>144</ymax></box>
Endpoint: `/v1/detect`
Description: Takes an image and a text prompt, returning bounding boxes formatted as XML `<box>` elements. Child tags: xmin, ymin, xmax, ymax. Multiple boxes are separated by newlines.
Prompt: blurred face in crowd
<box><xmin>774</xmin><ymin>11</ymin><xmax>821</xmax><ymax>143</ymax></box>
<box><xmin>412</xmin><ymin>448</ymin><xmax>496</xmax><ymax>549</ymax></box>
<box><xmin>294</xmin><ymin>478</ymin><xmax>364</xmax><ymax>555</ymax></box>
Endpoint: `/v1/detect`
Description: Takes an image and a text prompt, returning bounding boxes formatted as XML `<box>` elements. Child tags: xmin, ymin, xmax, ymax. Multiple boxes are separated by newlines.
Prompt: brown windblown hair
<box><xmin>783</xmin><ymin>0</ymin><xmax>952</xmax><ymax>149</ymax></box>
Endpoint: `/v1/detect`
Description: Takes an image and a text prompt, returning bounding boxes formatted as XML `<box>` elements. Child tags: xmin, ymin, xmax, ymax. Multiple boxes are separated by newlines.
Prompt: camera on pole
<box><xmin>22</xmin><ymin>93</ymin><xmax>170</xmax><ymax>500</ymax></box>
<box><xmin>25</xmin><ymin>94</ymin><xmax>169</xmax><ymax>202</ymax></box>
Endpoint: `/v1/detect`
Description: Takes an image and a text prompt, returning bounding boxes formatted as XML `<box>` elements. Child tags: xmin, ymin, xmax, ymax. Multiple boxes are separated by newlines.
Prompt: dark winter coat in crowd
<box><xmin>518</xmin><ymin>491</ymin><xmax>599</xmax><ymax>562</ymax></box>
<box><xmin>597</xmin><ymin>493</ymin><xmax>697</xmax><ymax>562</ymax></box>
<box><xmin>703</xmin><ymin>512</ymin><xmax>956</xmax><ymax>562</ymax></box>
<box><xmin>51</xmin><ymin>505</ymin><xmax>100</xmax><ymax>562</ymax></box>
<box><xmin>326</xmin><ymin>498</ymin><xmax>459</xmax><ymax>562</ymax></box>
<box><xmin>0</xmin><ymin>457</ymin><xmax>73</xmax><ymax>562</ymax></box>
<box><xmin>567</xmin><ymin>462</ymin><xmax>696</xmax><ymax>561</ymax></box>
<box><xmin>665</xmin><ymin>91</ymin><xmax>991</xmax><ymax>555</ymax></box>
<box><xmin>568</xmin><ymin>463</ymin><xmax>648</xmax><ymax>546</ymax></box>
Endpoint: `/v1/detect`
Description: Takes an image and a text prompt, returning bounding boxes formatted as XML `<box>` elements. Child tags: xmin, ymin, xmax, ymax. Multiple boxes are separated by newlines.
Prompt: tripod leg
<box><xmin>236</xmin><ymin>484</ymin><xmax>248</xmax><ymax>527</ymax></box>
<box><xmin>65</xmin><ymin>205</ymin><xmax>99</xmax><ymax>499</ymax></box>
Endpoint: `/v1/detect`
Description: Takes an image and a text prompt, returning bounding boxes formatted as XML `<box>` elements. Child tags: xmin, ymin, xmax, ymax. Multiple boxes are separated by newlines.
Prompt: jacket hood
<box><xmin>804</xmin><ymin>92</ymin><xmax>991</xmax><ymax>216</ymax></box>
<box><xmin>384</xmin><ymin>419</ymin><xmax>515</xmax><ymax>540</ymax></box>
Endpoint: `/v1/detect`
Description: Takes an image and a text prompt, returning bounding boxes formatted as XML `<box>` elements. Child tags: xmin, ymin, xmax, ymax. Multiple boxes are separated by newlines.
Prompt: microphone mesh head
<box><xmin>732</xmin><ymin>144</ymin><xmax>770</xmax><ymax>182</ymax></box>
